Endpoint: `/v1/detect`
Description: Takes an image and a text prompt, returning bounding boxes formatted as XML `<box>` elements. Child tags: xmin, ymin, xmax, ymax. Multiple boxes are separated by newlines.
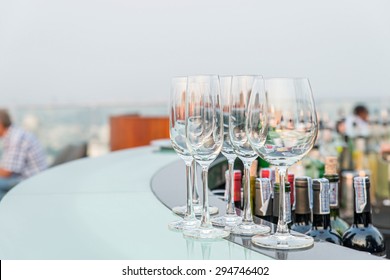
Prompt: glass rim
<box><xmin>261</xmin><ymin>77</ymin><xmax>310</xmax><ymax>81</ymax></box>
<box><xmin>186</xmin><ymin>74</ymin><xmax>219</xmax><ymax>78</ymax></box>
<box><xmin>230</xmin><ymin>74</ymin><xmax>263</xmax><ymax>77</ymax></box>
<box><xmin>171</xmin><ymin>76</ymin><xmax>187</xmax><ymax>81</ymax></box>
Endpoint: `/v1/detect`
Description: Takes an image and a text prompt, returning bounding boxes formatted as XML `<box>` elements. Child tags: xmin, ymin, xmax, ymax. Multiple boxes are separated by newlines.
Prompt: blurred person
<box><xmin>345</xmin><ymin>105</ymin><xmax>370</xmax><ymax>138</ymax></box>
<box><xmin>0</xmin><ymin>109</ymin><xmax>47</xmax><ymax>201</ymax></box>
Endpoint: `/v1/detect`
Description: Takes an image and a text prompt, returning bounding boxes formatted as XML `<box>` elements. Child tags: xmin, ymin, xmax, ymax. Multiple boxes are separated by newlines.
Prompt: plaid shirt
<box><xmin>1</xmin><ymin>126</ymin><xmax>47</xmax><ymax>179</ymax></box>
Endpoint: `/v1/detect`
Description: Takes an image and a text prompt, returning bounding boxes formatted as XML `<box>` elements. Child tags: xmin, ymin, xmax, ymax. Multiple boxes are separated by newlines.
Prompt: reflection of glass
<box><xmin>242</xmin><ymin>237</ymin><xmax>252</xmax><ymax>259</ymax></box>
<box><xmin>248</xmin><ymin>77</ymin><xmax>318</xmax><ymax>249</ymax></box>
<box><xmin>229</xmin><ymin>75</ymin><xmax>270</xmax><ymax>236</ymax></box>
<box><xmin>183</xmin><ymin>75</ymin><xmax>229</xmax><ymax>240</ymax></box>
<box><xmin>201</xmin><ymin>242</ymin><xmax>212</xmax><ymax>260</ymax></box>
<box><xmin>185</xmin><ymin>238</ymin><xmax>195</xmax><ymax>260</ymax></box>
<box><xmin>275</xmin><ymin>250</ymin><xmax>288</xmax><ymax>260</ymax></box>
<box><xmin>173</xmin><ymin>161</ymin><xmax>219</xmax><ymax>216</ymax></box>
<box><xmin>211</xmin><ymin>76</ymin><xmax>242</xmax><ymax>227</ymax></box>
<box><xmin>168</xmin><ymin>77</ymin><xmax>200</xmax><ymax>231</ymax></box>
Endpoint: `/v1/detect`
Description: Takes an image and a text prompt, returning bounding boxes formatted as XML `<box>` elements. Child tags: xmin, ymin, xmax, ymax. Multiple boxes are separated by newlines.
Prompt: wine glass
<box><xmin>183</xmin><ymin>75</ymin><xmax>230</xmax><ymax>240</ymax></box>
<box><xmin>229</xmin><ymin>75</ymin><xmax>271</xmax><ymax>236</ymax></box>
<box><xmin>247</xmin><ymin>77</ymin><xmax>318</xmax><ymax>249</ymax></box>
<box><xmin>211</xmin><ymin>76</ymin><xmax>242</xmax><ymax>227</ymax></box>
<box><xmin>168</xmin><ymin>77</ymin><xmax>200</xmax><ymax>231</ymax></box>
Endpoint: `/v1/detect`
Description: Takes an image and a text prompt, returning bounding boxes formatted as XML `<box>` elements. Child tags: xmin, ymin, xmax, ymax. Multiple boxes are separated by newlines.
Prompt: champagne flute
<box><xmin>183</xmin><ymin>75</ymin><xmax>229</xmax><ymax>239</ymax></box>
<box><xmin>211</xmin><ymin>76</ymin><xmax>242</xmax><ymax>227</ymax></box>
<box><xmin>168</xmin><ymin>77</ymin><xmax>200</xmax><ymax>231</ymax></box>
<box><xmin>247</xmin><ymin>77</ymin><xmax>317</xmax><ymax>249</ymax></box>
<box><xmin>229</xmin><ymin>75</ymin><xmax>270</xmax><ymax>236</ymax></box>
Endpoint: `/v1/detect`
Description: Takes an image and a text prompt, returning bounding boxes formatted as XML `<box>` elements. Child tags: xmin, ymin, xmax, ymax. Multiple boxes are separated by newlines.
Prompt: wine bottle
<box><xmin>342</xmin><ymin>176</ymin><xmax>386</xmax><ymax>257</ymax></box>
<box><xmin>291</xmin><ymin>177</ymin><xmax>312</xmax><ymax>234</ymax></box>
<box><xmin>272</xmin><ymin>182</ymin><xmax>292</xmax><ymax>227</ymax></box>
<box><xmin>306</xmin><ymin>178</ymin><xmax>342</xmax><ymax>244</ymax></box>
<box><xmin>324</xmin><ymin>157</ymin><xmax>349</xmax><ymax>236</ymax></box>
<box><xmin>254</xmin><ymin>178</ymin><xmax>272</xmax><ymax>222</ymax></box>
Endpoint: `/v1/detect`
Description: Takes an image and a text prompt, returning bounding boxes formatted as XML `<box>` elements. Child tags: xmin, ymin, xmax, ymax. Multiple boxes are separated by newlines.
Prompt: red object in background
<box><xmin>261</xmin><ymin>168</ymin><xmax>276</xmax><ymax>184</ymax></box>
<box><xmin>234</xmin><ymin>170</ymin><xmax>242</xmax><ymax>208</ymax></box>
<box><xmin>288</xmin><ymin>173</ymin><xmax>295</xmax><ymax>208</ymax></box>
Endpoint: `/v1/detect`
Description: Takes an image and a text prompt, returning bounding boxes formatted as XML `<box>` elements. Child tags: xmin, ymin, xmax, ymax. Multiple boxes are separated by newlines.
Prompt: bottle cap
<box><xmin>294</xmin><ymin>176</ymin><xmax>311</xmax><ymax>214</ymax></box>
<box><xmin>250</xmin><ymin>160</ymin><xmax>258</xmax><ymax>177</ymax></box>
<box><xmin>255</xmin><ymin>178</ymin><xmax>272</xmax><ymax>216</ymax></box>
<box><xmin>234</xmin><ymin>170</ymin><xmax>242</xmax><ymax>180</ymax></box>
<box><xmin>325</xmin><ymin>157</ymin><xmax>338</xmax><ymax>175</ymax></box>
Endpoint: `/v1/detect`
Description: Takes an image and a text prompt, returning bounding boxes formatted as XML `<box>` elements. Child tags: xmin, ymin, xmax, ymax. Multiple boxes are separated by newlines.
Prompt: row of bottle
<box><xmin>313</xmin><ymin>109</ymin><xmax>390</xmax><ymax>202</ymax></box>
<box><xmin>231</xmin><ymin>157</ymin><xmax>386</xmax><ymax>257</ymax></box>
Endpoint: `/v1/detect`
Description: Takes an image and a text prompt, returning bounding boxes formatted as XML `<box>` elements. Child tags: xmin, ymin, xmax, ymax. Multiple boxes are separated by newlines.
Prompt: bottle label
<box><xmin>258</xmin><ymin>179</ymin><xmax>272</xmax><ymax>215</ymax></box>
<box><xmin>354</xmin><ymin>179</ymin><xmax>367</xmax><ymax>213</ymax></box>
<box><xmin>329</xmin><ymin>182</ymin><xmax>338</xmax><ymax>207</ymax></box>
<box><xmin>308</xmin><ymin>177</ymin><xmax>313</xmax><ymax>210</ymax></box>
<box><xmin>319</xmin><ymin>181</ymin><xmax>330</xmax><ymax>214</ymax></box>
<box><xmin>260</xmin><ymin>180</ymin><xmax>271</xmax><ymax>205</ymax></box>
<box><xmin>285</xmin><ymin>192</ymin><xmax>292</xmax><ymax>223</ymax></box>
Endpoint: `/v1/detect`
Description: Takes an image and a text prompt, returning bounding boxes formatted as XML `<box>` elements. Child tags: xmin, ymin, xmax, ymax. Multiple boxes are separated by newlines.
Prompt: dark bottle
<box><xmin>306</xmin><ymin>178</ymin><xmax>342</xmax><ymax>244</ymax></box>
<box><xmin>272</xmin><ymin>182</ymin><xmax>292</xmax><ymax>227</ymax></box>
<box><xmin>254</xmin><ymin>178</ymin><xmax>272</xmax><ymax>222</ymax></box>
<box><xmin>233</xmin><ymin>170</ymin><xmax>242</xmax><ymax>208</ymax></box>
<box><xmin>323</xmin><ymin>157</ymin><xmax>349</xmax><ymax>236</ymax></box>
<box><xmin>291</xmin><ymin>177</ymin><xmax>312</xmax><ymax>234</ymax></box>
<box><xmin>342</xmin><ymin>177</ymin><xmax>386</xmax><ymax>257</ymax></box>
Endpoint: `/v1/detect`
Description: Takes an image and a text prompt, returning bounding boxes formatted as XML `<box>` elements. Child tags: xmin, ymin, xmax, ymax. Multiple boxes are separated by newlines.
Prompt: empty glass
<box><xmin>211</xmin><ymin>76</ymin><xmax>242</xmax><ymax>227</ymax></box>
<box><xmin>183</xmin><ymin>75</ymin><xmax>229</xmax><ymax>240</ymax></box>
<box><xmin>229</xmin><ymin>75</ymin><xmax>270</xmax><ymax>236</ymax></box>
<box><xmin>248</xmin><ymin>77</ymin><xmax>318</xmax><ymax>249</ymax></box>
<box><xmin>168</xmin><ymin>77</ymin><xmax>200</xmax><ymax>231</ymax></box>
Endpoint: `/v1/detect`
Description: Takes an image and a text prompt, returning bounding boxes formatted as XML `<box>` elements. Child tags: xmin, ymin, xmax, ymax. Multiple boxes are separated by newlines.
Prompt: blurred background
<box><xmin>0</xmin><ymin>0</ymin><xmax>389</xmax><ymax>163</ymax></box>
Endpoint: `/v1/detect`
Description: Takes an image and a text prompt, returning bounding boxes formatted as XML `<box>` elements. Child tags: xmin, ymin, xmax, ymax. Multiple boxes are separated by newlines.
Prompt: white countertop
<box><xmin>0</xmin><ymin>146</ymin><xmax>270</xmax><ymax>260</ymax></box>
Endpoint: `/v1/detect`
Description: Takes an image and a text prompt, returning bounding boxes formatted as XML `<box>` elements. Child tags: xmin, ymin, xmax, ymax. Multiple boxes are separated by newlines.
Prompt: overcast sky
<box><xmin>0</xmin><ymin>0</ymin><xmax>389</xmax><ymax>107</ymax></box>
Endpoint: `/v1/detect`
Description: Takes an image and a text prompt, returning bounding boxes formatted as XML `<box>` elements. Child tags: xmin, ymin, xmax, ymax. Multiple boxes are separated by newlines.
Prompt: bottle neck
<box><xmin>312</xmin><ymin>213</ymin><xmax>331</xmax><ymax>229</ymax></box>
<box><xmin>294</xmin><ymin>213</ymin><xmax>311</xmax><ymax>224</ymax></box>
<box><xmin>353</xmin><ymin>179</ymin><xmax>372</xmax><ymax>227</ymax></box>
<box><xmin>353</xmin><ymin>212</ymin><xmax>372</xmax><ymax>227</ymax></box>
<box><xmin>330</xmin><ymin>207</ymin><xmax>340</xmax><ymax>219</ymax></box>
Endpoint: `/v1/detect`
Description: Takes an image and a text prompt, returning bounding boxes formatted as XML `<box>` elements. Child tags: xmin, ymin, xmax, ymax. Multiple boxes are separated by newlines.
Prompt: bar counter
<box><xmin>0</xmin><ymin>146</ymin><xmax>382</xmax><ymax>260</ymax></box>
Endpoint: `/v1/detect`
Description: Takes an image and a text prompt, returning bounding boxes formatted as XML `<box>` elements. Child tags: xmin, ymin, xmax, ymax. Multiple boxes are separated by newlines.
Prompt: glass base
<box><xmin>230</xmin><ymin>222</ymin><xmax>270</xmax><ymax>236</ymax></box>
<box><xmin>251</xmin><ymin>231</ymin><xmax>314</xmax><ymax>250</ymax></box>
<box><xmin>168</xmin><ymin>218</ymin><xmax>200</xmax><ymax>232</ymax></box>
<box><xmin>211</xmin><ymin>214</ymin><xmax>242</xmax><ymax>227</ymax></box>
<box><xmin>183</xmin><ymin>226</ymin><xmax>230</xmax><ymax>240</ymax></box>
<box><xmin>172</xmin><ymin>205</ymin><xmax>219</xmax><ymax>216</ymax></box>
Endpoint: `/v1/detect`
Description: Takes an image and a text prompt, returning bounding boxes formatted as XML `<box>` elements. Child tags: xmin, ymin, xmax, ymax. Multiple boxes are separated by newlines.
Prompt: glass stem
<box><xmin>276</xmin><ymin>167</ymin><xmax>289</xmax><ymax>234</ymax></box>
<box><xmin>184</xmin><ymin>161</ymin><xmax>195</xmax><ymax>220</ymax></box>
<box><xmin>192</xmin><ymin>160</ymin><xmax>200</xmax><ymax>205</ymax></box>
<box><xmin>242</xmin><ymin>163</ymin><xmax>253</xmax><ymax>223</ymax></box>
<box><xmin>201</xmin><ymin>166</ymin><xmax>212</xmax><ymax>228</ymax></box>
<box><xmin>226</xmin><ymin>159</ymin><xmax>236</xmax><ymax>215</ymax></box>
